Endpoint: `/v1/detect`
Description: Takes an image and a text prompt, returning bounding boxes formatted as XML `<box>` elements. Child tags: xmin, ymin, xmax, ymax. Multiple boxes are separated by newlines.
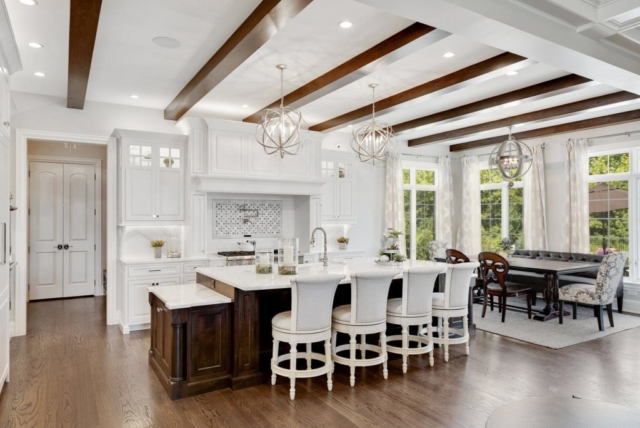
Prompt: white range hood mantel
<box><xmin>192</xmin><ymin>175</ymin><xmax>329</xmax><ymax>196</ymax></box>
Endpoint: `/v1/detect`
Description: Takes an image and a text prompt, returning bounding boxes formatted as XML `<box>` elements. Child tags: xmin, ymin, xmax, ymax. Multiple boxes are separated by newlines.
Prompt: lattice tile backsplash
<box><xmin>213</xmin><ymin>200</ymin><xmax>282</xmax><ymax>238</ymax></box>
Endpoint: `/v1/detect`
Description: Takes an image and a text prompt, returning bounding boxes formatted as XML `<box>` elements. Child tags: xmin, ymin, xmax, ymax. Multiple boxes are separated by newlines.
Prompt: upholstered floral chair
<box><xmin>427</xmin><ymin>241</ymin><xmax>451</xmax><ymax>261</ymax></box>
<box><xmin>558</xmin><ymin>252</ymin><xmax>626</xmax><ymax>331</ymax></box>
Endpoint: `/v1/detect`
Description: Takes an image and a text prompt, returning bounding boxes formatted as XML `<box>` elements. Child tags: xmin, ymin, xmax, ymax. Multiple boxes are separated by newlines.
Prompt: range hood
<box><xmin>192</xmin><ymin>175</ymin><xmax>329</xmax><ymax>196</ymax></box>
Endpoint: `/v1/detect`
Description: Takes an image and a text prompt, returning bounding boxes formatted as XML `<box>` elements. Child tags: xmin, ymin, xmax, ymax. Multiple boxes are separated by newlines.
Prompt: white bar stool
<box><xmin>386</xmin><ymin>266</ymin><xmax>445</xmax><ymax>373</ymax></box>
<box><xmin>431</xmin><ymin>262</ymin><xmax>479</xmax><ymax>362</ymax></box>
<box><xmin>331</xmin><ymin>270</ymin><xmax>397</xmax><ymax>387</ymax></box>
<box><xmin>271</xmin><ymin>273</ymin><xmax>345</xmax><ymax>400</ymax></box>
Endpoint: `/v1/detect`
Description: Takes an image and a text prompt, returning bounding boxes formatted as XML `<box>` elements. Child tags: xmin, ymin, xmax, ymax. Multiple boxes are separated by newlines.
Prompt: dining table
<box><xmin>499</xmin><ymin>257</ymin><xmax>601</xmax><ymax>321</ymax></box>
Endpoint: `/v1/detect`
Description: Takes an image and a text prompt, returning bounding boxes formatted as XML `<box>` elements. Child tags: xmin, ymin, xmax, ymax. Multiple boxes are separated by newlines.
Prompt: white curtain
<box><xmin>385</xmin><ymin>152</ymin><xmax>406</xmax><ymax>255</ymax></box>
<box><xmin>565</xmin><ymin>139</ymin><xmax>590</xmax><ymax>253</ymax></box>
<box><xmin>455</xmin><ymin>156</ymin><xmax>481</xmax><ymax>257</ymax></box>
<box><xmin>523</xmin><ymin>145</ymin><xmax>548</xmax><ymax>250</ymax></box>
<box><xmin>436</xmin><ymin>156</ymin><xmax>454</xmax><ymax>245</ymax></box>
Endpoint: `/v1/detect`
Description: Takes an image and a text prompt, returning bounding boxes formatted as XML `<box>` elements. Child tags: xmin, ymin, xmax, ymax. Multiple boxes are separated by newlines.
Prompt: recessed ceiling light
<box><xmin>242</xmin><ymin>104</ymin><xmax>249</xmax><ymax>108</ymax></box>
<box><xmin>19</xmin><ymin>0</ymin><xmax>38</xmax><ymax>5</ymax></box>
<box><xmin>443</xmin><ymin>52</ymin><xmax>455</xmax><ymax>58</ymax></box>
<box><xmin>130</xmin><ymin>94</ymin><xmax>139</xmax><ymax>99</ymax></box>
<box><xmin>506</xmin><ymin>71</ymin><xmax>519</xmax><ymax>76</ymax></box>
<box><xmin>339</xmin><ymin>21</ymin><xmax>353</xmax><ymax>29</ymax></box>
<box><xmin>28</xmin><ymin>42</ymin><xmax>43</xmax><ymax>48</ymax></box>
<box><xmin>34</xmin><ymin>72</ymin><xmax>46</xmax><ymax>77</ymax></box>
<box><xmin>152</xmin><ymin>36</ymin><xmax>181</xmax><ymax>49</ymax></box>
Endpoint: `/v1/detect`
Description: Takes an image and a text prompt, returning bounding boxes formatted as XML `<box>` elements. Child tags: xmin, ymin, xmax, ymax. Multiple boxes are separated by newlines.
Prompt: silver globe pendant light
<box><xmin>256</xmin><ymin>64</ymin><xmax>307</xmax><ymax>158</ymax></box>
<box><xmin>351</xmin><ymin>84</ymin><xmax>396</xmax><ymax>165</ymax></box>
<box><xmin>489</xmin><ymin>125</ymin><xmax>533</xmax><ymax>187</ymax></box>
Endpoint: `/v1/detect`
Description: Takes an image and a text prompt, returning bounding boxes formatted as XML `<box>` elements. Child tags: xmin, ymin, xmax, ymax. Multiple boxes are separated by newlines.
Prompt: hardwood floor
<box><xmin>2</xmin><ymin>297</ymin><xmax>640</xmax><ymax>427</ymax></box>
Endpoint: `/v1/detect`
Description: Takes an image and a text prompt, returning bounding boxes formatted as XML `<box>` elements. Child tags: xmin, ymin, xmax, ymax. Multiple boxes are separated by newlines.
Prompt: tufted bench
<box><xmin>508</xmin><ymin>250</ymin><xmax>624</xmax><ymax>313</ymax></box>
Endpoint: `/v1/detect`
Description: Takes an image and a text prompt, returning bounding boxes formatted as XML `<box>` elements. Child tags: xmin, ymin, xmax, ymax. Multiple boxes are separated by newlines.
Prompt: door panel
<box><xmin>63</xmin><ymin>164</ymin><xmax>95</xmax><ymax>297</ymax></box>
<box><xmin>1</xmin><ymin>137</ymin><xmax>10</xmax><ymax>391</ymax></box>
<box><xmin>127</xmin><ymin>168</ymin><xmax>154</xmax><ymax>220</ymax></box>
<box><xmin>156</xmin><ymin>169</ymin><xmax>183</xmax><ymax>220</ymax></box>
<box><xmin>29</xmin><ymin>162</ymin><xmax>64</xmax><ymax>300</ymax></box>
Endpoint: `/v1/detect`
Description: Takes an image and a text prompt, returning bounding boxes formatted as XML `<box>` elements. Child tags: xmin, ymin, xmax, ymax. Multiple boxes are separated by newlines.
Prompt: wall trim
<box><xmin>14</xmin><ymin>129</ymin><xmax>117</xmax><ymax>337</ymax></box>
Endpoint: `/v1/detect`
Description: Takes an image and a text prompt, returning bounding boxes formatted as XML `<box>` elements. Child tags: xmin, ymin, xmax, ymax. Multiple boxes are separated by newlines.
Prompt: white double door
<box><xmin>29</xmin><ymin>162</ymin><xmax>96</xmax><ymax>300</ymax></box>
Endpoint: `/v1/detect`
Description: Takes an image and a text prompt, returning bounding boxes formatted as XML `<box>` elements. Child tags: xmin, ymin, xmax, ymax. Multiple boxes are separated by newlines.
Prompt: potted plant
<box><xmin>151</xmin><ymin>240</ymin><xmax>165</xmax><ymax>258</ymax></box>
<box><xmin>337</xmin><ymin>236</ymin><xmax>349</xmax><ymax>250</ymax></box>
<box><xmin>387</xmin><ymin>229</ymin><xmax>403</xmax><ymax>238</ymax></box>
<box><xmin>499</xmin><ymin>237</ymin><xmax>517</xmax><ymax>258</ymax></box>
<box><xmin>163</xmin><ymin>158</ymin><xmax>174</xmax><ymax>168</ymax></box>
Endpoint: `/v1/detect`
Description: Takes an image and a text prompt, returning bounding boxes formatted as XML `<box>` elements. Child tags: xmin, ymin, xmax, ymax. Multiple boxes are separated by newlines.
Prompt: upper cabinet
<box><xmin>115</xmin><ymin>130</ymin><xmax>187</xmax><ymax>225</ymax></box>
<box><xmin>179</xmin><ymin>118</ymin><xmax>325</xmax><ymax>196</ymax></box>
<box><xmin>321</xmin><ymin>158</ymin><xmax>356</xmax><ymax>223</ymax></box>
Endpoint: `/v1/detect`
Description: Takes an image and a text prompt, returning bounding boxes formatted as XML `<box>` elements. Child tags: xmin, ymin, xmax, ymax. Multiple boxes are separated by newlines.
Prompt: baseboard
<box><xmin>117</xmin><ymin>319</ymin><xmax>150</xmax><ymax>335</ymax></box>
<box><xmin>621</xmin><ymin>299</ymin><xmax>640</xmax><ymax>315</ymax></box>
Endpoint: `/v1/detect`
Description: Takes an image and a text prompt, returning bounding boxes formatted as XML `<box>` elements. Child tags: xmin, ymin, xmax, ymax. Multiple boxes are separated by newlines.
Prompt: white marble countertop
<box><xmin>119</xmin><ymin>256</ymin><xmax>212</xmax><ymax>265</ymax></box>
<box><xmin>196</xmin><ymin>257</ymin><xmax>446</xmax><ymax>291</ymax></box>
<box><xmin>148</xmin><ymin>283</ymin><xmax>232</xmax><ymax>309</ymax></box>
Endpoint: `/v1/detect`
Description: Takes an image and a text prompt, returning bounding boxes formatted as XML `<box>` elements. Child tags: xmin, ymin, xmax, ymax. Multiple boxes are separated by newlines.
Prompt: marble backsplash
<box><xmin>119</xmin><ymin>226</ymin><xmax>183</xmax><ymax>259</ymax></box>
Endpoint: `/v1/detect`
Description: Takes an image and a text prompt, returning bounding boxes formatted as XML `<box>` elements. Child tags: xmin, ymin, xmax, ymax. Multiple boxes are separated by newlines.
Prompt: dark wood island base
<box><xmin>148</xmin><ymin>293</ymin><xmax>232</xmax><ymax>400</ymax></box>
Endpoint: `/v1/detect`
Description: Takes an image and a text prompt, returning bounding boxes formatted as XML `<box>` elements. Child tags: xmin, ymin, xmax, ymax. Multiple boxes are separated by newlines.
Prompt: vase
<box><xmin>278</xmin><ymin>238</ymin><xmax>298</xmax><ymax>275</ymax></box>
<box><xmin>154</xmin><ymin>247</ymin><xmax>162</xmax><ymax>258</ymax></box>
<box><xmin>339</xmin><ymin>243</ymin><xmax>348</xmax><ymax>250</ymax></box>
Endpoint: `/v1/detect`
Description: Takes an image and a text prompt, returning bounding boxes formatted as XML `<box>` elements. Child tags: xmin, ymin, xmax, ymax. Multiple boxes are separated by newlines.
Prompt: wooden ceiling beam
<box><xmin>67</xmin><ymin>0</ymin><xmax>103</xmax><ymax>109</ymax></box>
<box><xmin>309</xmin><ymin>52</ymin><xmax>533</xmax><ymax>132</ymax></box>
<box><xmin>449</xmin><ymin>108</ymin><xmax>640</xmax><ymax>152</ymax></box>
<box><xmin>164</xmin><ymin>0</ymin><xmax>312</xmax><ymax>121</ymax></box>
<box><xmin>242</xmin><ymin>23</ymin><xmax>450</xmax><ymax>124</ymax></box>
<box><xmin>394</xmin><ymin>74</ymin><xmax>593</xmax><ymax>135</ymax></box>
<box><xmin>409</xmin><ymin>91</ymin><xmax>639</xmax><ymax>146</ymax></box>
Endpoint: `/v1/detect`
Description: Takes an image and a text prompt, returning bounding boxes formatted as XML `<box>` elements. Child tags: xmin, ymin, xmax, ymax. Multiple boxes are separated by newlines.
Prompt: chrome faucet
<box><xmin>310</xmin><ymin>227</ymin><xmax>329</xmax><ymax>267</ymax></box>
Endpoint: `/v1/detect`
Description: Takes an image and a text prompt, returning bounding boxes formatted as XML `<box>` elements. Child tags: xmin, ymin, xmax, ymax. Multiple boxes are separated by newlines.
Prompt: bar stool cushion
<box><xmin>386</xmin><ymin>298</ymin><xmax>403</xmax><ymax>315</ymax></box>
<box><xmin>332</xmin><ymin>304</ymin><xmax>384</xmax><ymax>326</ymax></box>
<box><xmin>272</xmin><ymin>311</ymin><xmax>331</xmax><ymax>334</ymax></box>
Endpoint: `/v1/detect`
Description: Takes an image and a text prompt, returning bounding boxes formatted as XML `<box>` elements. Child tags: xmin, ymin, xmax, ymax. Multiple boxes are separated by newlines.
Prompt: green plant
<box><xmin>500</xmin><ymin>237</ymin><xmax>517</xmax><ymax>251</ymax></box>
<box><xmin>387</xmin><ymin>229</ymin><xmax>403</xmax><ymax>238</ymax></box>
<box><xmin>388</xmin><ymin>243</ymin><xmax>399</xmax><ymax>251</ymax></box>
<box><xmin>151</xmin><ymin>240</ymin><xmax>165</xmax><ymax>248</ymax></box>
<box><xmin>337</xmin><ymin>236</ymin><xmax>349</xmax><ymax>244</ymax></box>
<box><xmin>392</xmin><ymin>254</ymin><xmax>407</xmax><ymax>262</ymax></box>
<box><xmin>163</xmin><ymin>158</ymin><xmax>174</xmax><ymax>167</ymax></box>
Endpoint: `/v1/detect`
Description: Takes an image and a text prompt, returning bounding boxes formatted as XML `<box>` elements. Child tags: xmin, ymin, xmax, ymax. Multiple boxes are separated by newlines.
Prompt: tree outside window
<box><xmin>403</xmin><ymin>166</ymin><xmax>437</xmax><ymax>260</ymax></box>
<box><xmin>480</xmin><ymin>168</ymin><xmax>524</xmax><ymax>251</ymax></box>
<box><xmin>588</xmin><ymin>153</ymin><xmax>630</xmax><ymax>276</ymax></box>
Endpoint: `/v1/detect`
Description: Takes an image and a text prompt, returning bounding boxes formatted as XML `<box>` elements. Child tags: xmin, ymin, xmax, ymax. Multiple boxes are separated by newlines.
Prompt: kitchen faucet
<box><xmin>310</xmin><ymin>227</ymin><xmax>329</xmax><ymax>267</ymax></box>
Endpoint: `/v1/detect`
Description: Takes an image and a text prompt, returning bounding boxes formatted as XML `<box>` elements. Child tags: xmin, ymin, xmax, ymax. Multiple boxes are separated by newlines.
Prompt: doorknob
<box><xmin>55</xmin><ymin>245</ymin><xmax>63</xmax><ymax>250</ymax></box>
<box><xmin>63</xmin><ymin>244</ymin><xmax>72</xmax><ymax>250</ymax></box>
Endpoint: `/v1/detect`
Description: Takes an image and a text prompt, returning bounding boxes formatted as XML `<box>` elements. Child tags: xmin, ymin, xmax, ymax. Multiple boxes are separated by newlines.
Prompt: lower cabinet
<box><xmin>128</xmin><ymin>276</ymin><xmax>181</xmax><ymax>326</ymax></box>
<box><xmin>149</xmin><ymin>295</ymin><xmax>232</xmax><ymax>400</ymax></box>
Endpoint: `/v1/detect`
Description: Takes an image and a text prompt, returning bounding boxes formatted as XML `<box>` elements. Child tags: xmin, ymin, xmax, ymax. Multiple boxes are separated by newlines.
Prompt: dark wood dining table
<box><xmin>501</xmin><ymin>258</ymin><xmax>601</xmax><ymax>321</ymax></box>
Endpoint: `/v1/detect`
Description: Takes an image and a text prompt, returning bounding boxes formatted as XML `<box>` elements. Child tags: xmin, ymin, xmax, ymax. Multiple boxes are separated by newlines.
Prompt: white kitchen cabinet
<box><xmin>209</xmin><ymin>130</ymin><xmax>246</xmax><ymax>176</ymax></box>
<box><xmin>310</xmin><ymin>197</ymin><xmax>322</xmax><ymax>251</ymax></box>
<box><xmin>247</xmin><ymin>138</ymin><xmax>280</xmax><ymax>177</ymax></box>
<box><xmin>115</xmin><ymin>130</ymin><xmax>186</xmax><ymax>225</ymax></box>
<box><xmin>321</xmin><ymin>159</ymin><xmax>356</xmax><ymax>223</ymax></box>
<box><xmin>0</xmin><ymin>58</ymin><xmax>9</xmax><ymax>139</ymax></box>
<box><xmin>282</xmin><ymin>141</ymin><xmax>320</xmax><ymax>180</ymax></box>
<box><xmin>119</xmin><ymin>259</ymin><xmax>214</xmax><ymax>333</ymax></box>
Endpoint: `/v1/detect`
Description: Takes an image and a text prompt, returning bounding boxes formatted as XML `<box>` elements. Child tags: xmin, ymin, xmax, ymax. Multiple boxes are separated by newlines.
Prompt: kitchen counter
<box><xmin>147</xmin><ymin>283</ymin><xmax>231</xmax><ymax>309</ymax></box>
<box><xmin>119</xmin><ymin>256</ymin><xmax>211</xmax><ymax>265</ymax></box>
<box><xmin>196</xmin><ymin>258</ymin><xmax>446</xmax><ymax>291</ymax></box>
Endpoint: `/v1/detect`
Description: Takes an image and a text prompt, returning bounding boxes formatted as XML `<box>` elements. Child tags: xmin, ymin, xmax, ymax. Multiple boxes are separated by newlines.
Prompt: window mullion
<box><xmin>411</xmin><ymin>187</ymin><xmax>417</xmax><ymax>260</ymax></box>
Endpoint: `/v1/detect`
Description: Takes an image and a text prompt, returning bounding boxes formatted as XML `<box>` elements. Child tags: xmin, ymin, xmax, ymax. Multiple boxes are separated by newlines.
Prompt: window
<box><xmin>479</xmin><ymin>168</ymin><xmax>524</xmax><ymax>251</ymax></box>
<box><xmin>403</xmin><ymin>166</ymin><xmax>437</xmax><ymax>260</ymax></box>
<box><xmin>588</xmin><ymin>152</ymin><xmax>630</xmax><ymax>276</ymax></box>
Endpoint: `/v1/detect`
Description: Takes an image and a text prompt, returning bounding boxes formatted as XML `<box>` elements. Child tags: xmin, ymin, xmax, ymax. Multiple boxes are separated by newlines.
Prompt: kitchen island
<box><xmin>194</xmin><ymin>258</ymin><xmax>446</xmax><ymax>391</ymax></box>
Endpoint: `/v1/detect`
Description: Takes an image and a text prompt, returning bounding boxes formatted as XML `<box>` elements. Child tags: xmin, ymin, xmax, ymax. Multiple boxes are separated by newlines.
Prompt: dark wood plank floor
<box><xmin>2</xmin><ymin>297</ymin><xmax>640</xmax><ymax>427</ymax></box>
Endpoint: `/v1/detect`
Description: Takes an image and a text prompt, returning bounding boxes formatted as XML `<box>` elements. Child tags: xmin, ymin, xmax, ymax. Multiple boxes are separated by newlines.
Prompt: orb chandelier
<box><xmin>256</xmin><ymin>64</ymin><xmax>307</xmax><ymax>158</ymax></box>
<box><xmin>350</xmin><ymin>84</ymin><xmax>396</xmax><ymax>164</ymax></box>
<box><xmin>489</xmin><ymin>126</ymin><xmax>533</xmax><ymax>187</ymax></box>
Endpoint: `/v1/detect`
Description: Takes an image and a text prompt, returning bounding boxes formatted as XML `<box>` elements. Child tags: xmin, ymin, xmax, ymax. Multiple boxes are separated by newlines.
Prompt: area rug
<box><xmin>473</xmin><ymin>301</ymin><xmax>640</xmax><ymax>349</ymax></box>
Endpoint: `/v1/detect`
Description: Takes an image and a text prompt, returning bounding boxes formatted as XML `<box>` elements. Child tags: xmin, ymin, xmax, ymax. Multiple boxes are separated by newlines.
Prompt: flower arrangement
<box><xmin>151</xmin><ymin>240</ymin><xmax>165</xmax><ymax>248</ymax></box>
<box><xmin>499</xmin><ymin>237</ymin><xmax>517</xmax><ymax>252</ymax></box>
<box><xmin>392</xmin><ymin>254</ymin><xmax>406</xmax><ymax>262</ymax></box>
<box><xmin>596</xmin><ymin>248</ymin><xmax>617</xmax><ymax>255</ymax></box>
<box><xmin>163</xmin><ymin>158</ymin><xmax>174</xmax><ymax>167</ymax></box>
<box><xmin>385</xmin><ymin>229</ymin><xmax>403</xmax><ymax>239</ymax></box>
<box><xmin>337</xmin><ymin>237</ymin><xmax>349</xmax><ymax>244</ymax></box>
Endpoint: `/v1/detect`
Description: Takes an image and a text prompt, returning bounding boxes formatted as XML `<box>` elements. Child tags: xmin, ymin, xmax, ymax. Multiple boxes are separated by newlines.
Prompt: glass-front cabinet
<box><xmin>321</xmin><ymin>159</ymin><xmax>356</xmax><ymax>223</ymax></box>
<box><xmin>117</xmin><ymin>131</ymin><xmax>187</xmax><ymax>224</ymax></box>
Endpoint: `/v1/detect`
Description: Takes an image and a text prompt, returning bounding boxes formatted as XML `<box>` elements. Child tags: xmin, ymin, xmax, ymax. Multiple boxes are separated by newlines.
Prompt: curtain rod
<box><xmin>587</xmin><ymin>130</ymin><xmax>640</xmax><ymax>141</ymax></box>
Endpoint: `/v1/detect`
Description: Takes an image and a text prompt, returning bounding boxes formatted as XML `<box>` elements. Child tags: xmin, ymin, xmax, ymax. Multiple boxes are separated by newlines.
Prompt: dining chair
<box><xmin>386</xmin><ymin>266</ymin><xmax>445</xmax><ymax>372</ymax></box>
<box><xmin>558</xmin><ymin>252</ymin><xmax>626</xmax><ymax>331</ymax></box>
<box><xmin>271</xmin><ymin>273</ymin><xmax>345</xmax><ymax>400</ymax></box>
<box><xmin>432</xmin><ymin>262</ymin><xmax>479</xmax><ymax>362</ymax></box>
<box><xmin>478</xmin><ymin>252</ymin><xmax>533</xmax><ymax>322</ymax></box>
<box><xmin>332</xmin><ymin>270</ymin><xmax>397</xmax><ymax>387</ymax></box>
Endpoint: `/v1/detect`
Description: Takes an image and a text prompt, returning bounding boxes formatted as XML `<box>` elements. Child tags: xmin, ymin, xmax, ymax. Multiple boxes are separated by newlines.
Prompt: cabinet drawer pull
<box><xmin>148</xmin><ymin>269</ymin><xmax>161</xmax><ymax>272</ymax></box>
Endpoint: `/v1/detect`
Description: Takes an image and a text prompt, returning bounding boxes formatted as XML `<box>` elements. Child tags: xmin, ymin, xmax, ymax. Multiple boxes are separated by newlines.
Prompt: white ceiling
<box><xmin>6</xmin><ymin>0</ymin><xmax>640</xmax><ymax>152</ymax></box>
